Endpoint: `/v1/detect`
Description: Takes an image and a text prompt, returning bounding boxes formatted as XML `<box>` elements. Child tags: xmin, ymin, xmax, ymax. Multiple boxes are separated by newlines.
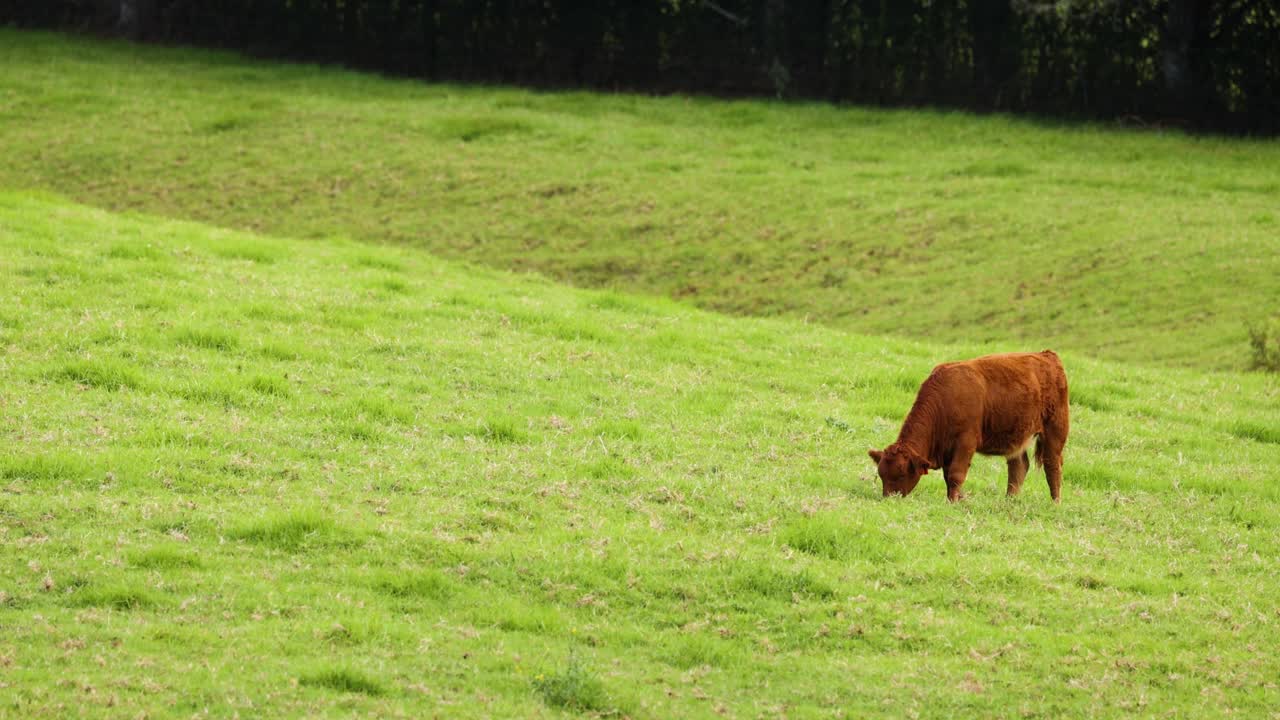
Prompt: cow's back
<box><xmin>933</xmin><ymin>351</ymin><xmax>1066</xmax><ymax>457</ymax></box>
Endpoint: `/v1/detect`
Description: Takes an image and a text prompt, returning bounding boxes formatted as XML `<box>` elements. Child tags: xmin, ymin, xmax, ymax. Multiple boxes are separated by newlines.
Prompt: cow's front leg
<box><xmin>943</xmin><ymin>465</ymin><xmax>969</xmax><ymax>502</ymax></box>
<box><xmin>943</xmin><ymin>447</ymin><xmax>976</xmax><ymax>502</ymax></box>
<box><xmin>942</xmin><ymin>438</ymin><xmax>977</xmax><ymax>499</ymax></box>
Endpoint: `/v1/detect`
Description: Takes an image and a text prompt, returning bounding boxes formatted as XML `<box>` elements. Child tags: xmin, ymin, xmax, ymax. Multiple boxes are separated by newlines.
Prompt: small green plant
<box><xmin>824</xmin><ymin>416</ymin><xmax>851</xmax><ymax>432</ymax></box>
<box><xmin>1246</xmin><ymin>318</ymin><xmax>1280</xmax><ymax>372</ymax></box>
<box><xmin>532</xmin><ymin>651</ymin><xmax>609</xmax><ymax>712</ymax></box>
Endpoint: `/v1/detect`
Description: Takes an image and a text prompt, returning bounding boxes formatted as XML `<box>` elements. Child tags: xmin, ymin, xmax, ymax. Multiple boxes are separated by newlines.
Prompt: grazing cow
<box><xmin>868</xmin><ymin>350</ymin><xmax>1069</xmax><ymax>502</ymax></box>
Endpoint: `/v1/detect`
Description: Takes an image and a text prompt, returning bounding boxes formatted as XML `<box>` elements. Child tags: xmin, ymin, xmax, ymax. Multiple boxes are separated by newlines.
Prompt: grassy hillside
<box><xmin>2</xmin><ymin>192</ymin><xmax>1278</xmax><ymax>717</ymax></box>
<box><xmin>1</xmin><ymin>31</ymin><xmax>1278</xmax><ymax>370</ymax></box>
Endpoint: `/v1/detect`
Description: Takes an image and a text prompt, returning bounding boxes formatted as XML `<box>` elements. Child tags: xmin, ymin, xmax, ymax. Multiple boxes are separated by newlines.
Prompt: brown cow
<box><xmin>868</xmin><ymin>350</ymin><xmax>1069</xmax><ymax>502</ymax></box>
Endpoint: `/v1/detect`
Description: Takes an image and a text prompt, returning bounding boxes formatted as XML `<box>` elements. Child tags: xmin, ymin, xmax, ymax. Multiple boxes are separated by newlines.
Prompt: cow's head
<box><xmin>867</xmin><ymin>444</ymin><xmax>933</xmax><ymax>497</ymax></box>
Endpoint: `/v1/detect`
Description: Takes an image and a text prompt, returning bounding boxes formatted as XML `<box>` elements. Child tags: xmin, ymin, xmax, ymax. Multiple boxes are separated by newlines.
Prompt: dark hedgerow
<box><xmin>6</xmin><ymin>1</ymin><xmax>1278</xmax><ymax>133</ymax></box>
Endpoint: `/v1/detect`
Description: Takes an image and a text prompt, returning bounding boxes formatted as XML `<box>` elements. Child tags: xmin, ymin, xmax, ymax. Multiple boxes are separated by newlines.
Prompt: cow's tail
<box><xmin>1033</xmin><ymin>434</ymin><xmax>1046</xmax><ymax>469</ymax></box>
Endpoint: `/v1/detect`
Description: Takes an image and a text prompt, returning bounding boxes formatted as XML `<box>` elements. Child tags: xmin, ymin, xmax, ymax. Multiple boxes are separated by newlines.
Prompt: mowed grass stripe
<box><xmin>1</xmin><ymin>30</ymin><xmax>1278</xmax><ymax>369</ymax></box>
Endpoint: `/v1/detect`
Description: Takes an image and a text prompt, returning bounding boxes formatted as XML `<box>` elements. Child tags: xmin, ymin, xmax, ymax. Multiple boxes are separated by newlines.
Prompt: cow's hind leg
<box><xmin>1038</xmin><ymin>409</ymin><xmax>1070</xmax><ymax>503</ymax></box>
<box><xmin>1006</xmin><ymin>451</ymin><xmax>1029</xmax><ymax>497</ymax></box>
<box><xmin>1043</xmin><ymin>447</ymin><xmax>1063</xmax><ymax>502</ymax></box>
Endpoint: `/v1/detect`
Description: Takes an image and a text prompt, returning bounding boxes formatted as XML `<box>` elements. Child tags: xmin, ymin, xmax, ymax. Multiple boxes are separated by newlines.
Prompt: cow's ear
<box><xmin>868</xmin><ymin>449</ymin><xmax>884</xmax><ymax>464</ymax></box>
<box><xmin>912</xmin><ymin>457</ymin><xmax>933</xmax><ymax>474</ymax></box>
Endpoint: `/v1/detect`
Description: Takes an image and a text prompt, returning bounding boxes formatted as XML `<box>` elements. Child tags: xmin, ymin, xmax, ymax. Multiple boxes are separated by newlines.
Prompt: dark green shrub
<box><xmin>1247</xmin><ymin>319</ymin><xmax>1280</xmax><ymax>372</ymax></box>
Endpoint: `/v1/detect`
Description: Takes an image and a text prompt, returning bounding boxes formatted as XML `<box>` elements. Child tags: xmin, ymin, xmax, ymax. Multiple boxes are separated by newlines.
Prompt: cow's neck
<box><xmin>896</xmin><ymin>385</ymin><xmax>943</xmax><ymax>467</ymax></box>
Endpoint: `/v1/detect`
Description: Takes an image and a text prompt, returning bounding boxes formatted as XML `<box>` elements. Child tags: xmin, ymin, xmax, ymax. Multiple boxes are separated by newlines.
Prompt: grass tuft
<box><xmin>175</xmin><ymin>326</ymin><xmax>239</xmax><ymax>352</ymax></box>
<box><xmin>596</xmin><ymin>419</ymin><xmax>642</xmax><ymax>441</ymax></box>
<box><xmin>0</xmin><ymin>452</ymin><xmax>92</xmax><ymax>483</ymax></box>
<box><xmin>1230</xmin><ymin>421</ymin><xmax>1280</xmax><ymax>445</ymax></box>
<box><xmin>213</xmin><ymin>242</ymin><xmax>280</xmax><ymax>264</ymax></box>
<box><xmin>341</xmin><ymin>422</ymin><xmax>380</xmax><ymax>442</ymax></box>
<box><xmin>436</xmin><ymin>114</ymin><xmax>535</xmax><ymax>143</ymax></box>
<box><xmin>953</xmin><ymin>161</ymin><xmax>1033</xmax><ymax>178</ymax></box>
<box><xmin>71</xmin><ymin>585</ymin><xmax>158</xmax><ymax>611</ymax></box>
<box><xmin>583</xmin><ymin>455</ymin><xmax>636</xmax><ymax>481</ymax></box>
<box><xmin>256</xmin><ymin>340</ymin><xmax>307</xmax><ymax>362</ymax></box>
<box><xmin>50</xmin><ymin>359</ymin><xmax>144</xmax><ymax>391</ymax></box>
<box><xmin>780</xmin><ymin>514</ymin><xmax>893</xmax><ymax>562</ymax></box>
<box><xmin>174</xmin><ymin>379</ymin><xmax>243</xmax><ymax>407</ymax></box>
<box><xmin>247</xmin><ymin>374</ymin><xmax>290</xmax><ymax>397</ymax></box>
<box><xmin>354</xmin><ymin>254</ymin><xmax>405</xmax><ymax>272</ymax></box>
<box><xmin>349</xmin><ymin>396</ymin><xmax>415</xmax><ymax>425</ymax></box>
<box><xmin>228</xmin><ymin>511</ymin><xmax>349</xmax><ymax>551</ymax></box>
<box><xmin>377</xmin><ymin>278</ymin><xmax>410</xmax><ymax>294</ymax></box>
<box><xmin>201</xmin><ymin>113</ymin><xmax>258</xmax><ymax>134</ymax></box>
<box><xmin>1071</xmin><ymin>464</ymin><xmax>1125</xmax><ymax>490</ymax></box>
<box><xmin>129</xmin><ymin>547</ymin><xmax>202</xmax><ymax>570</ymax></box>
<box><xmin>105</xmin><ymin>242</ymin><xmax>164</xmax><ymax>260</ymax></box>
<box><xmin>463</xmin><ymin>418</ymin><xmax>529</xmax><ymax>444</ymax></box>
<box><xmin>299</xmin><ymin>668</ymin><xmax>384</xmax><ymax>696</ymax></box>
<box><xmin>732</xmin><ymin>565</ymin><xmax>835</xmax><ymax>601</ymax></box>
<box><xmin>665</xmin><ymin>635</ymin><xmax>730</xmax><ymax>669</ymax></box>
<box><xmin>372</xmin><ymin>570</ymin><xmax>455</xmax><ymax>602</ymax></box>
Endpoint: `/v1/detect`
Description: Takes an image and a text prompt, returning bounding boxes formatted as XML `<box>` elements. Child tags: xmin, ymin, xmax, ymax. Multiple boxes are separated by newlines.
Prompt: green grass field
<box><xmin>2</xmin><ymin>29</ymin><xmax>1279</xmax><ymax>719</ymax></box>
<box><xmin>2</xmin><ymin>193</ymin><xmax>1279</xmax><ymax>717</ymax></box>
<box><xmin>1</xmin><ymin>30</ymin><xmax>1278</xmax><ymax>370</ymax></box>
